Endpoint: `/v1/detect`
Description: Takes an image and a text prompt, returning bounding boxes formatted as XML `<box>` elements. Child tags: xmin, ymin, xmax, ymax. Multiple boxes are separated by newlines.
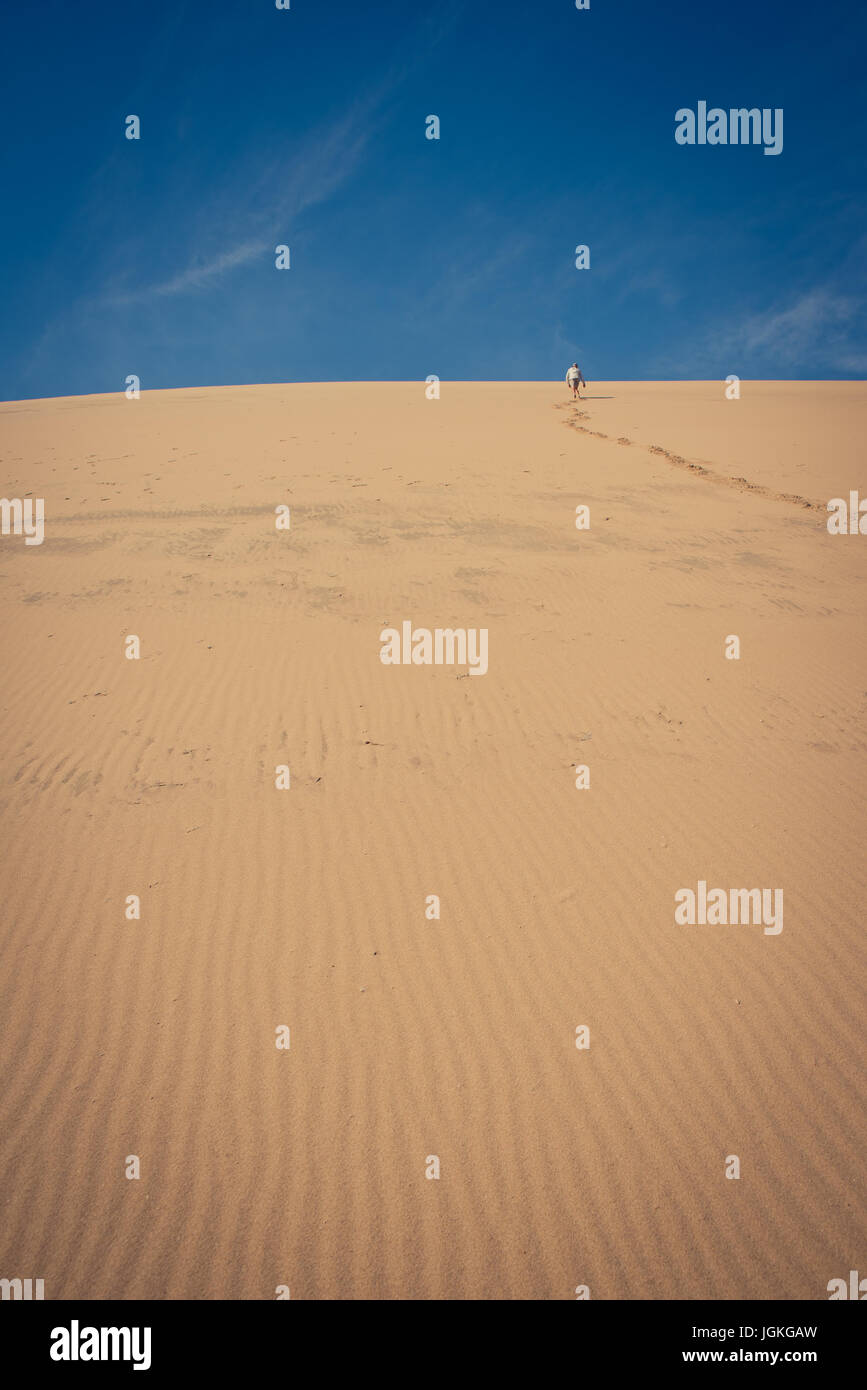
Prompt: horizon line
<box><xmin>3</xmin><ymin>377</ymin><xmax>865</xmax><ymax>408</ymax></box>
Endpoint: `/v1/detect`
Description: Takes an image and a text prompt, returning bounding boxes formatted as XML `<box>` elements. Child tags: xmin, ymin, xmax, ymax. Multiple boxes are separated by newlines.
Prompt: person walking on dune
<box><xmin>566</xmin><ymin>363</ymin><xmax>586</xmax><ymax>399</ymax></box>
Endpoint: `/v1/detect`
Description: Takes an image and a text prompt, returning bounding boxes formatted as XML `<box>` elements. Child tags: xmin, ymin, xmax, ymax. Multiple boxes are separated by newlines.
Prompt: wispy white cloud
<box><xmin>17</xmin><ymin>6</ymin><xmax>465</xmax><ymax>392</ymax></box>
<box><xmin>733</xmin><ymin>288</ymin><xmax>859</xmax><ymax>362</ymax></box>
<box><xmin>108</xmin><ymin>238</ymin><xmax>267</xmax><ymax>304</ymax></box>
<box><xmin>97</xmin><ymin>5</ymin><xmax>463</xmax><ymax>310</ymax></box>
<box><xmin>101</xmin><ymin>100</ymin><xmax>378</xmax><ymax>306</ymax></box>
<box><xmin>665</xmin><ymin>286</ymin><xmax>867</xmax><ymax>377</ymax></box>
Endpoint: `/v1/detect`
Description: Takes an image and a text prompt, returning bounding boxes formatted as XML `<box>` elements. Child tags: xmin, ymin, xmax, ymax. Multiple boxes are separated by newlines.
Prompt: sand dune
<box><xmin>0</xmin><ymin>381</ymin><xmax>864</xmax><ymax>1299</ymax></box>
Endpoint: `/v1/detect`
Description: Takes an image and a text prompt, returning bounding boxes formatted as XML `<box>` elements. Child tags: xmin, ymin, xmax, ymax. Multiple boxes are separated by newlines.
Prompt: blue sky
<box><xmin>1</xmin><ymin>0</ymin><xmax>864</xmax><ymax>398</ymax></box>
